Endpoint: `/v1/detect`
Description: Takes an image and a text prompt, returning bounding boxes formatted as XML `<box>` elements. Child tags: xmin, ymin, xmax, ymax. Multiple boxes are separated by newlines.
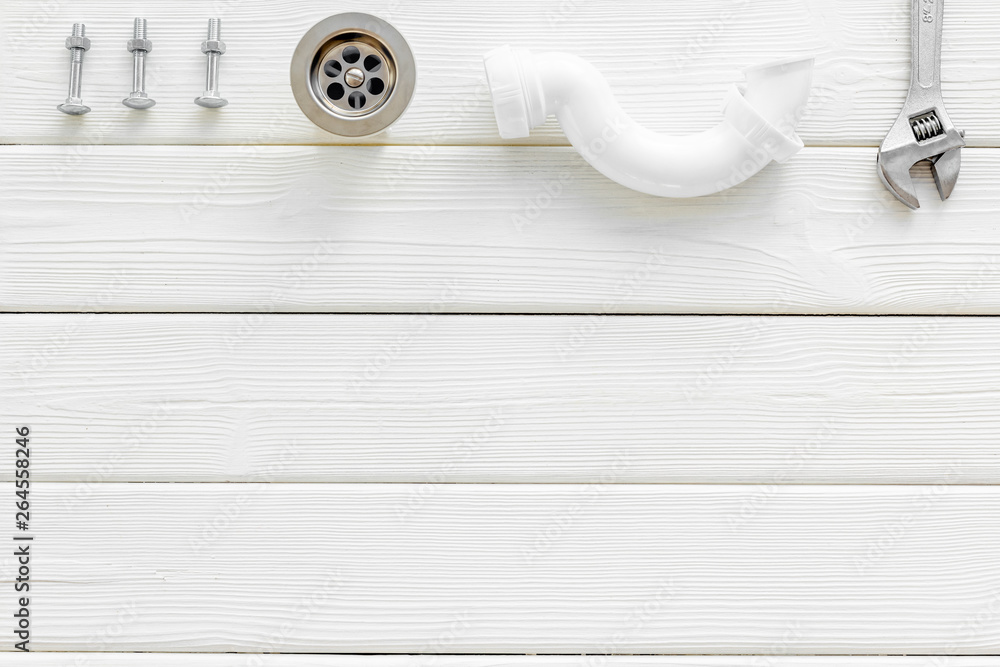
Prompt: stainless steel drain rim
<box><xmin>291</xmin><ymin>13</ymin><xmax>416</xmax><ymax>137</ymax></box>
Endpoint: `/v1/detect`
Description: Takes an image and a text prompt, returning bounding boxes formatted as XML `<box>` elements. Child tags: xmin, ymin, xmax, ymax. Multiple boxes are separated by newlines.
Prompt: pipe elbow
<box><xmin>483</xmin><ymin>46</ymin><xmax>814</xmax><ymax>198</ymax></box>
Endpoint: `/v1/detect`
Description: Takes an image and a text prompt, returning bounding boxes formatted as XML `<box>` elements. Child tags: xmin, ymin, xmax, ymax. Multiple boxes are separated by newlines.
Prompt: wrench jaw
<box><xmin>931</xmin><ymin>147</ymin><xmax>961</xmax><ymax>201</ymax></box>
<box><xmin>877</xmin><ymin>150</ymin><xmax>921</xmax><ymax>210</ymax></box>
<box><xmin>877</xmin><ymin>105</ymin><xmax>964</xmax><ymax>210</ymax></box>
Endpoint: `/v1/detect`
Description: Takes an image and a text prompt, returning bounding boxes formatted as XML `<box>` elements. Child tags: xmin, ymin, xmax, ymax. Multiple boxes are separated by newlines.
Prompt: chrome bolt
<box><xmin>123</xmin><ymin>18</ymin><xmax>156</xmax><ymax>110</ymax></box>
<box><xmin>57</xmin><ymin>23</ymin><xmax>92</xmax><ymax>115</ymax></box>
<box><xmin>195</xmin><ymin>19</ymin><xmax>228</xmax><ymax>108</ymax></box>
<box><xmin>344</xmin><ymin>67</ymin><xmax>365</xmax><ymax>88</ymax></box>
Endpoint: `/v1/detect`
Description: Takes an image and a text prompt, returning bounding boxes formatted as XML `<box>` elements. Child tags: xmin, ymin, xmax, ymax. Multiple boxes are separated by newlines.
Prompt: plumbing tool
<box><xmin>290</xmin><ymin>13</ymin><xmax>416</xmax><ymax>137</ymax></box>
<box><xmin>877</xmin><ymin>0</ymin><xmax>964</xmax><ymax>209</ymax></box>
<box><xmin>195</xmin><ymin>19</ymin><xmax>228</xmax><ymax>108</ymax></box>
<box><xmin>58</xmin><ymin>23</ymin><xmax>92</xmax><ymax>115</ymax></box>
<box><xmin>123</xmin><ymin>18</ymin><xmax>155</xmax><ymax>110</ymax></box>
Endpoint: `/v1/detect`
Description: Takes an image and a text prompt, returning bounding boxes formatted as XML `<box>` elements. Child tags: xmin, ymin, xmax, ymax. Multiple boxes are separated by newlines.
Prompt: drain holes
<box><xmin>327</xmin><ymin>82</ymin><xmax>345</xmax><ymax>100</ymax></box>
<box><xmin>342</xmin><ymin>45</ymin><xmax>361</xmax><ymax>63</ymax></box>
<box><xmin>313</xmin><ymin>39</ymin><xmax>394</xmax><ymax>114</ymax></box>
<box><xmin>348</xmin><ymin>91</ymin><xmax>366</xmax><ymax>108</ymax></box>
<box><xmin>324</xmin><ymin>60</ymin><xmax>342</xmax><ymax>78</ymax></box>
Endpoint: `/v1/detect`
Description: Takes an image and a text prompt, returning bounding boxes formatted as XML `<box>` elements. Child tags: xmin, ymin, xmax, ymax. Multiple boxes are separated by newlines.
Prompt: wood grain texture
<box><xmin>3</xmin><ymin>145</ymin><xmax>1000</xmax><ymax>314</ymax></box>
<box><xmin>10</xmin><ymin>658</ymin><xmax>1000</xmax><ymax>667</ymax></box>
<box><xmin>1</xmin><ymin>0</ymin><xmax>999</xmax><ymax>146</ymax></box>
<box><xmin>3</xmin><ymin>483</ymin><xmax>1000</xmax><ymax>653</ymax></box>
<box><xmin>4</xmin><ymin>313</ymin><xmax>1000</xmax><ymax>484</ymax></box>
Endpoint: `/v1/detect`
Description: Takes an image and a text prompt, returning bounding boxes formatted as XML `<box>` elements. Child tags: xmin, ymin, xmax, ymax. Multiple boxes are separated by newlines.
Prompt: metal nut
<box><xmin>201</xmin><ymin>39</ymin><xmax>226</xmax><ymax>54</ymax></box>
<box><xmin>127</xmin><ymin>38</ymin><xmax>153</xmax><ymax>53</ymax></box>
<box><xmin>65</xmin><ymin>35</ymin><xmax>91</xmax><ymax>51</ymax></box>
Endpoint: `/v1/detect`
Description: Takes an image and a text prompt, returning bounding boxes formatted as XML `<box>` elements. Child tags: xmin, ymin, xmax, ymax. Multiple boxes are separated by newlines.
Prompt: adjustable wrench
<box><xmin>877</xmin><ymin>0</ymin><xmax>964</xmax><ymax>209</ymax></box>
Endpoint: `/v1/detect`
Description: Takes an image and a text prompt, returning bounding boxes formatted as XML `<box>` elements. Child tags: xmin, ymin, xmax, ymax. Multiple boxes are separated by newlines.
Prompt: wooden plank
<box><xmin>5</xmin><ymin>483</ymin><xmax>1000</xmax><ymax>653</ymax></box>
<box><xmin>2</xmin><ymin>145</ymin><xmax>1000</xmax><ymax>314</ymax></box>
<box><xmin>9</xmin><ymin>658</ymin><xmax>1000</xmax><ymax>667</ymax></box>
<box><xmin>4</xmin><ymin>314</ymin><xmax>1000</xmax><ymax>484</ymax></box>
<box><xmin>1</xmin><ymin>0</ymin><xmax>998</xmax><ymax>146</ymax></box>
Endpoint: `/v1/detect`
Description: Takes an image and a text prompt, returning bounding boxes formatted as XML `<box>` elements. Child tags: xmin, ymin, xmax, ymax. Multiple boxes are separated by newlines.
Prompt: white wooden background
<box><xmin>1</xmin><ymin>0</ymin><xmax>1000</xmax><ymax>664</ymax></box>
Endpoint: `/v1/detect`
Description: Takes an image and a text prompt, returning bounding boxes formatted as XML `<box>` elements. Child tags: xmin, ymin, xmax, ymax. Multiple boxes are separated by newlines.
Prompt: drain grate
<box><xmin>291</xmin><ymin>13</ymin><xmax>416</xmax><ymax>137</ymax></box>
<box><xmin>319</xmin><ymin>40</ymin><xmax>391</xmax><ymax>114</ymax></box>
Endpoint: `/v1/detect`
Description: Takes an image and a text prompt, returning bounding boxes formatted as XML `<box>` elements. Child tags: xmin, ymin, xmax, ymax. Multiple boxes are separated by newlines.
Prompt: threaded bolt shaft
<box><xmin>58</xmin><ymin>33</ymin><xmax>91</xmax><ymax>115</ymax></box>
<box><xmin>195</xmin><ymin>18</ymin><xmax>228</xmax><ymax>108</ymax></box>
<box><xmin>63</xmin><ymin>23</ymin><xmax>88</xmax><ymax>111</ymax></box>
<box><xmin>205</xmin><ymin>19</ymin><xmax>222</xmax><ymax>91</ymax></box>
<box><xmin>123</xmin><ymin>18</ymin><xmax>155</xmax><ymax>109</ymax></box>
<box><xmin>70</xmin><ymin>23</ymin><xmax>85</xmax><ymax>65</ymax></box>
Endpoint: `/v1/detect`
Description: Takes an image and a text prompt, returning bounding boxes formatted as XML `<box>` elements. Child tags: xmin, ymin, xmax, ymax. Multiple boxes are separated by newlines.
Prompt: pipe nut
<box><xmin>127</xmin><ymin>38</ymin><xmax>153</xmax><ymax>53</ymax></box>
<box><xmin>201</xmin><ymin>39</ymin><xmax>226</xmax><ymax>54</ymax></box>
<box><xmin>65</xmin><ymin>35</ymin><xmax>92</xmax><ymax>51</ymax></box>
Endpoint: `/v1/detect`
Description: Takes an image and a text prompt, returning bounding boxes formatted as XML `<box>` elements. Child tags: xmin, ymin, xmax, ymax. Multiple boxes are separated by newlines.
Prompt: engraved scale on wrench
<box><xmin>877</xmin><ymin>0</ymin><xmax>964</xmax><ymax>209</ymax></box>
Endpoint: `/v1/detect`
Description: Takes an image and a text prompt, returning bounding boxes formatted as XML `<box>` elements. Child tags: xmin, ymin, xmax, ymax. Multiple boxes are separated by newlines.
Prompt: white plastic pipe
<box><xmin>483</xmin><ymin>46</ymin><xmax>814</xmax><ymax>198</ymax></box>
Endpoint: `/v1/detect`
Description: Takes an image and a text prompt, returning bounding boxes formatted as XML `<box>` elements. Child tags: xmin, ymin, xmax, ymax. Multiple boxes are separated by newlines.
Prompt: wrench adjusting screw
<box><xmin>195</xmin><ymin>18</ymin><xmax>228</xmax><ymax>108</ymax></box>
<box><xmin>123</xmin><ymin>18</ymin><xmax>156</xmax><ymax>110</ymax></box>
<box><xmin>57</xmin><ymin>23</ymin><xmax>92</xmax><ymax>116</ymax></box>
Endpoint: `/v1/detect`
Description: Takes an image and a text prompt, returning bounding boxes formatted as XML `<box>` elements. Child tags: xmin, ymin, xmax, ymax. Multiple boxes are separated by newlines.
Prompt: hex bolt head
<box><xmin>201</xmin><ymin>39</ymin><xmax>226</xmax><ymax>55</ymax></box>
<box><xmin>195</xmin><ymin>19</ymin><xmax>229</xmax><ymax>108</ymax></box>
<box><xmin>127</xmin><ymin>38</ymin><xmax>153</xmax><ymax>53</ymax></box>
<box><xmin>123</xmin><ymin>18</ymin><xmax>156</xmax><ymax>110</ymax></box>
<box><xmin>58</xmin><ymin>23</ymin><xmax>91</xmax><ymax>115</ymax></box>
<box><xmin>65</xmin><ymin>35</ymin><xmax>92</xmax><ymax>51</ymax></box>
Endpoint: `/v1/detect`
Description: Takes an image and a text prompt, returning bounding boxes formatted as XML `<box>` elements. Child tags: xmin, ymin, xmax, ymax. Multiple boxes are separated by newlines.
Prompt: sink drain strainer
<box><xmin>291</xmin><ymin>13</ymin><xmax>416</xmax><ymax>137</ymax></box>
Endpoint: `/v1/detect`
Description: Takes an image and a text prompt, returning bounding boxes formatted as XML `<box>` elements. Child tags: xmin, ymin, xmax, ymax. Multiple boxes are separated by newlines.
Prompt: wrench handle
<box><xmin>911</xmin><ymin>0</ymin><xmax>943</xmax><ymax>90</ymax></box>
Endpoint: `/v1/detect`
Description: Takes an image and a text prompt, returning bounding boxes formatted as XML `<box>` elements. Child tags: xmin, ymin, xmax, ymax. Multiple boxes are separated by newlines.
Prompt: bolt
<box><xmin>195</xmin><ymin>19</ymin><xmax>228</xmax><ymax>108</ymax></box>
<box><xmin>345</xmin><ymin>67</ymin><xmax>365</xmax><ymax>88</ymax></box>
<box><xmin>57</xmin><ymin>23</ymin><xmax>92</xmax><ymax>115</ymax></box>
<box><xmin>123</xmin><ymin>18</ymin><xmax>156</xmax><ymax>110</ymax></box>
